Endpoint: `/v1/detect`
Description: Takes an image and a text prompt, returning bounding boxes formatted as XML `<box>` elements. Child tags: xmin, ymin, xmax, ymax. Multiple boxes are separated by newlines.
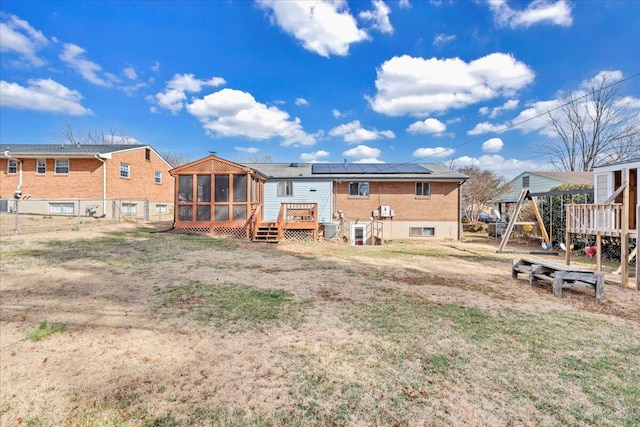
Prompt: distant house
<box><xmin>492</xmin><ymin>171</ymin><xmax>593</xmax><ymax>217</ymax></box>
<box><xmin>0</xmin><ymin>144</ymin><xmax>174</xmax><ymax>218</ymax></box>
<box><xmin>171</xmin><ymin>155</ymin><xmax>468</xmax><ymax>243</ymax></box>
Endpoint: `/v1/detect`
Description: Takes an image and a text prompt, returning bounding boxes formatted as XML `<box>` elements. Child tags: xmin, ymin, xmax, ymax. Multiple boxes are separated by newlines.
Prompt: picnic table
<box><xmin>512</xmin><ymin>258</ymin><xmax>604</xmax><ymax>300</ymax></box>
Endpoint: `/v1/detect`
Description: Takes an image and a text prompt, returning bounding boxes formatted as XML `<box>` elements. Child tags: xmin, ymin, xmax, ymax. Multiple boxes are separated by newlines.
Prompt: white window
<box><xmin>55</xmin><ymin>159</ymin><xmax>69</xmax><ymax>174</ymax></box>
<box><xmin>416</xmin><ymin>182</ymin><xmax>430</xmax><ymax>196</ymax></box>
<box><xmin>155</xmin><ymin>204</ymin><xmax>168</xmax><ymax>213</ymax></box>
<box><xmin>122</xmin><ymin>203</ymin><xmax>137</xmax><ymax>214</ymax></box>
<box><xmin>7</xmin><ymin>159</ymin><xmax>17</xmax><ymax>174</ymax></box>
<box><xmin>409</xmin><ymin>226</ymin><xmax>435</xmax><ymax>237</ymax></box>
<box><xmin>50</xmin><ymin>203</ymin><xmax>74</xmax><ymax>214</ymax></box>
<box><xmin>277</xmin><ymin>180</ymin><xmax>294</xmax><ymax>197</ymax></box>
<box><xmin>37</xmin><ymin>159</ymin><xmax>46</xmax><ymax>174</ymax></box>
<box><xmin>155</xmin><ymin>171</ymin><xmax>162</xmax><ymax>184</ymax></box>
<box><xmin>120</xmin><ymin>162</ymin><xmax>130</xmax><ymax>178</ymax></box>
<box><xmin>349</xmin><ymin>182</ymin><xmax>369</xmax><ymax>196</ymax></box>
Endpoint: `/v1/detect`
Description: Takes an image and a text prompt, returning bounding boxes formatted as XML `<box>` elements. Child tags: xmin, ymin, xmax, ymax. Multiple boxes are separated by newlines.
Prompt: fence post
<box><xmin>77</xmin><ymin>199</ymin><xmax>81</xmax><ymax>229</ymax></box>
<box><xmin>14</xmin><ymin>199</ymin><xmax>19</xmax><ymax>235</ymax></box>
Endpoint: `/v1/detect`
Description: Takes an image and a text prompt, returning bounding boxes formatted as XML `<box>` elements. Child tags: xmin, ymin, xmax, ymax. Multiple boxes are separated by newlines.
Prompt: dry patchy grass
<box><xmin>1</xmin><ymin>224</ymin><xmax>639</xmax><ymax>426</ymax></box>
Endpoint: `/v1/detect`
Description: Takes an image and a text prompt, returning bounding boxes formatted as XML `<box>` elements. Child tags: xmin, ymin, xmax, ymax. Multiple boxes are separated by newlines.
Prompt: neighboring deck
<box><xmin>566</xmin><ymin>204</ymin><xmax>637</xmax><ymax>238</ymax></box>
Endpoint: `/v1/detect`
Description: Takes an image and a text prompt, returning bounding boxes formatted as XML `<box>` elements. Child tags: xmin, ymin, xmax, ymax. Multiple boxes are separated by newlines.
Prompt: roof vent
<box><xmin>209</xmin><ymin>151</ymin><xmax>217</xmax><ymax>157</ymax></box>
<box><xmin>289</xmin><ymin>163</ymin><xmax>299</xmax><ymax>167</ymax></box>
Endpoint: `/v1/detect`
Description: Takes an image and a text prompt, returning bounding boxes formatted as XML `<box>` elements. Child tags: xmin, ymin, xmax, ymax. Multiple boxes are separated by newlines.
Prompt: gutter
<box><xmin>4</xmin><ymin>150</ymin><xmax>23</xmax><ymax>197</ymax></box>
<box><xmin>95</xmin><ymin>154</ymin><xmax>107</xmax><ymax>215</ymax></box>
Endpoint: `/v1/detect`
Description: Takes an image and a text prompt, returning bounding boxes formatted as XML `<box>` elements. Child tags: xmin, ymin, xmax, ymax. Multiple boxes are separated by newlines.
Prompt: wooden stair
<box><xmin>253</xmin><ymin>222</ymin><xmax>280</xmax><ymax>243</ymax></box>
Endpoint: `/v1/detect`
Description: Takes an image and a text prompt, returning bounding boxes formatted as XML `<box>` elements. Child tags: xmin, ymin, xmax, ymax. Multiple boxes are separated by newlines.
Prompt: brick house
<box><xmin>173</xmin><ymin>155</ymin><xmax>467</xmax><ymax>243</ymax></box>
<box><xmin>1</xmin><ymin>144</ymin><xmax>174</xmax><ymax>218</ymax></box>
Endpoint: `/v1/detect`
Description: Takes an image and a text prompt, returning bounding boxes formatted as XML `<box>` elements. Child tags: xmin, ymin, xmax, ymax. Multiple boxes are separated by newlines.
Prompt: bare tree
<box><xmin>55</xmin><ymin>122</ymin><xmax>134</xmax><ymax>146</ymax></box>
<box><xmin>160</xmin><ymin>151</ymin><xmax>192</xmax><ymax>168</ymax></box>
<box><xmin>458</xmin><ymin>166</ymin><xmax>507</xmax><ymax>223</ymax></box>
<box><xmin>545</xmin><ymin>74</ymin><xmax>640</xmax><ymax>171</ymax></box>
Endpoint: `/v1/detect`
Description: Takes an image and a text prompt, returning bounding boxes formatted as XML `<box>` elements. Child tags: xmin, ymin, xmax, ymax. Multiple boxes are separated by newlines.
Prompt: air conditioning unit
<box><xmin>372</xmin><ymin>210</ymin><xmax>379</xmax><ymax>218</ymax></box>
<box><xmin>379</xmin><ymin>205</ymin><xmax>391</xmax><ymax>217</ymax></box>
<box><xmin>390</xmin><ymin>210</ymin><xmax>396</xmax><ymax>217</ymax></box>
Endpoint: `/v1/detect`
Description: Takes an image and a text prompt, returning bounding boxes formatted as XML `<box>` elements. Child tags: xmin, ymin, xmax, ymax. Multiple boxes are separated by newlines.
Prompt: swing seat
<box><xmin>541</xmin><ymin>242</ymin><xmax>553</xmax><ymax>250</ymax></box>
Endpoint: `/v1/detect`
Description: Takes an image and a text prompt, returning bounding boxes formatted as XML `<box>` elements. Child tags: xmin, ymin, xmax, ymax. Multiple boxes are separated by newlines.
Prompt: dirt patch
<box><xmin>1</xmin><ymin>225</ymin><xmax>639</xmax><ymax>426</ymax></box>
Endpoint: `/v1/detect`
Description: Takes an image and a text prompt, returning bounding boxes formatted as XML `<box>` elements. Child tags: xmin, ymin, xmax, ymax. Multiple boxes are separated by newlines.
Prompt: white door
<box><xmin>352</xmin><ymin>224</ymin><xmax>366</xmax><ymax>245</ymax></box>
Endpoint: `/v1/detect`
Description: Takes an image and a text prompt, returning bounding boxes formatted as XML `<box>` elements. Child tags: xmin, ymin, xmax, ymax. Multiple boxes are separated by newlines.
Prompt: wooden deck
<box><xmin>512</xmin><ymin>258</ymin><xmax>604</xmax><ymax>300</ymax></box>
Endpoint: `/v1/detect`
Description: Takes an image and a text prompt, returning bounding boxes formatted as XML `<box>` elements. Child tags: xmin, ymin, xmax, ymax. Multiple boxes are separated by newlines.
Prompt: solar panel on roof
<box><xmin>311</xmin><ymin>163</ymin><xmax>431</xmax><ymax>174</ymax></box>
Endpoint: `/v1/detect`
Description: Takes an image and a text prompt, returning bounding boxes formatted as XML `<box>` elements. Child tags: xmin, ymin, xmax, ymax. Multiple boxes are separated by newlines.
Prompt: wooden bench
<box><xmin>512</xmin><ymin>258</ymin><xmax>604</xmax><ymax>300</ymax></box>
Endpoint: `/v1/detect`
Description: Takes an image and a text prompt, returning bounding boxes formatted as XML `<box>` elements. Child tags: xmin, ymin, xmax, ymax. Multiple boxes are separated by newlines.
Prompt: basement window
<box><xmin>409</xmin><ymin>226</ymin><xmax>435</xmax><ymax>237</ymax></box>
<box><xmin>50</xmin><ymin>203</ymin><xmax>74</xmax><ymax>214</ymax></box>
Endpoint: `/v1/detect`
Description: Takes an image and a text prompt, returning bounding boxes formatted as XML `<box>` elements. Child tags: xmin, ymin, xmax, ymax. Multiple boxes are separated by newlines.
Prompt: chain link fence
<box><xmin>0</xmin><ymin>198</ymin><xmax>174</xmax><ymax>236</ymax></box>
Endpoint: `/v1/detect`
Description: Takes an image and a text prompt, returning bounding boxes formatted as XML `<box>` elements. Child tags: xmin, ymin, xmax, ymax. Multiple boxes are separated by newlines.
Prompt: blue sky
<box><xmin>1</xmin><ymin>0</ymin><xmax>639</xmax><ymax>178</ymax></box>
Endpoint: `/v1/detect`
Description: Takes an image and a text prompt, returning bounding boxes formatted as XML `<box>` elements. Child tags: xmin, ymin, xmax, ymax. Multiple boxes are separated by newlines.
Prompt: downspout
<box><xmin>4</xmin><ymin>150</ymin><xmax>23</xmax><ymax>197</ymax></box>
<box><xmin>95</xmin><ymin>154</ymin><xmax>107</xmax><ymax>215</ymax></box>
<box><xmin>458</xmin><ymin>180</ymin><xmax>464</xmax><ymax>240</ymax></box>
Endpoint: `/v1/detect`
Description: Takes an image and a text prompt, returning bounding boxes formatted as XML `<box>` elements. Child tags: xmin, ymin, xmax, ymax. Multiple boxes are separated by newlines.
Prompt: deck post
<box><xmin>621</xmin><ymin>168</ymin><xmax>630</xmax><ymax>288</ymax></box>
<box><xmin>595</xmin><ymin>234</ymin><xmax>602</xmax><ymax>272</ymax></box>
<box><xmin>565</xmin><ymin>204</ymin><xmax>571</xmax><ymax>266</ymax></box>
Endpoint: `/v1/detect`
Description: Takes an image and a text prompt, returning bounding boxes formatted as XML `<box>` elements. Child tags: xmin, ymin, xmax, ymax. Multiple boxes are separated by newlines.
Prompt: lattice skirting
<box><xmin>283</xmin><ymin>229</ymin><xmax>314</xmax><ymax>241</ymax></box>
<box><xmin>174</xmin><ymin>226</ymin><xmax>211</xmax><ymax>234</ymax></box>
<box><xmin>211</xmin><ymin>226</ymin><xmax>248</xmax><ymax>239</ymax></box>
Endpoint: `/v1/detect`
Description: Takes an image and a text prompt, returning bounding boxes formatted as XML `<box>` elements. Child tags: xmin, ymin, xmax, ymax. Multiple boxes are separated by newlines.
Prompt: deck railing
<box><xmin>566</xmin><ymin>204</ymin><xmax>623</xmax><ymax>237</ymax></box>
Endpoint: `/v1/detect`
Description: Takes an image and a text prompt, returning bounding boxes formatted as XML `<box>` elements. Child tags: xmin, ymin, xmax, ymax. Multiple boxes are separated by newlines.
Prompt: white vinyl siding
<box><xmin>262</xmin><ymin>180</ymin><xmax>332</xmax><ymax>223</ymax></box>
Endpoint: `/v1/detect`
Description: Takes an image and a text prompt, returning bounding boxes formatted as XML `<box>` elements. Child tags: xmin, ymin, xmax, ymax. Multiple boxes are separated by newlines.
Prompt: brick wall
<box><xmin>334</xmin><ymin>180</ymin><xmax>460</xmax><ymax>221</ymax></box>
<box><xmin>0</xmin><ymin>148</ymin><xmax>173</xmax><ymax>201</ymax></box>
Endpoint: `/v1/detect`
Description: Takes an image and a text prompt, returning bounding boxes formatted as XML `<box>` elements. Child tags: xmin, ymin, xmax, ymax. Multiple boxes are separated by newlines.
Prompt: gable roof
<box><xmin>2</xmin><ymin>143</ymin><xmax>173</xmax><ymax>169</ymax></box>
<box><xmin>530</xmin><ymin>171</ymin><xmax>593</xmax><ymax>186</ymax></box>
<box><xmin>2</xmin><ymin>144</ymin><xmax>149</xmax><ymax>157</ymax></box>
<box><xmin>246</xmin><ymin>162</ymin><xmax>467</xmax><ymax>182</ymax></box>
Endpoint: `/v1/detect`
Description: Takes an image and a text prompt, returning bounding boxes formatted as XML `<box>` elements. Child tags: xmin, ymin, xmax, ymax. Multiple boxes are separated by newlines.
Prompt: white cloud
<box><xmin>59</xmin><ymin>43</ymin><xmax>118</xmax><ymax>87</ymax></box>
<box><xmin>359</xmin><ymin>0</ymin><xmax>393</xmax><ymax>34</ymax></box>
<box><xmin>151</xmin><ymin>62</ymin><xmax>160</xmax><ymax>72</ymax></box>
<box><xmin>123</xmin><ymin>66</ymin><xmax>137</xmax><ymax>80</ymax></box>
<box><xmin>0</xmin><ymin>13</ymin><xmax>49</xmax><ymax>67</ymax></box>
<box><xmin>467</xmin><ymin>121</ymin><xmax>509</xmax><ymax>135</ymax></box>
<box><xmin>186</xmin><ymin>88</ymin><xmax>315</xmax><ymax>146</ymax></box>
<box><xmin>154</xmin><ymin>73</ymin><xmax>226</xmax><ymax>114</ymax></box>
<box><xmin>399</xmin><ymin>0</ymin><xmax>411</xmax><ymax>9</ymax></box>
<box><xmin>330</xmin><ymin>120</ymin><xmax>395</xmax><ymax>143</ymax></box>
<box><xmin>0</xmin><ymin>79</ymin><xmax>92</xmax><ymax>115</ymax></box>
<box><xmin>234</xmin><ymin>146</ymin><xmax>259</xmax><ymax>153</ymax></box>
<box><xmin>343</xmin><ymin>144</ymin><xmax>381</xmax><ymax>159</ymax></box>
<box><xmin>257</xmin><ymin>0</ymin><xmax>369</xmax><ymax>57</ymax></box>
<box><xmin>482</xmin><ymin>137</ymin><xmax>504</xmax><ymax>152</ymax></box>
<box><xmin>354</xmin><ymin>157</ymin><xmax>385</xmax><ymax>164</ymax></box>
<box><xmin>407</xmin><ymin>118</ymin><xmax>446</xmax><ymax>135</ymax></box>
<box><xmin>481</xmin><ymin>98</ymin><xmax>519</xmax><ymax>118</ymax></box>
<box><xmin>332</xmin><ymin>108</ymin><xmax>344</xmax><ymax>118</ymax></box>
<box><xmin>368</xmin><ymin>53</ymin><xmax>534</xmax><ymax>116</ymax></box>
<box><xmin>301</xmin><ymin>150</ymin><xmax>330</xmax><ymax>161</ymax></box>
<box><xmin>453</xmin><ymin>154</ymin><xmax>544</xmax><ymax>179</ymax></box>
<box><xmin>488</xmin><ymin>0</ymin><xmax>573</xmax><ymax>28</ymax></box>
<box><xmin>295</xmin><ymin>97</ymin><xmax>309</xmax><ymax>106</ymax></box>
<box><xmin>412</xmin><ymin>147</ymin><xmax>455</xmax><ymax>158</ymax></box>
<box><xmin>433</xmin><ymin>33</ymin><xmax>455</xmax><ymax>47</ymax></box>
<box><xmin>583</xmin><ymin>70</ymin><xmax>623</xmax><ymax>88</ymax></box>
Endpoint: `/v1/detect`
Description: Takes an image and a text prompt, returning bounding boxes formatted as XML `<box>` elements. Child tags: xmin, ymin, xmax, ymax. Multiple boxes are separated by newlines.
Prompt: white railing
<box><xmin>566</xmin><ymin>204</ymin><xmax>622</xmax><ymax>237</ymax></box>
